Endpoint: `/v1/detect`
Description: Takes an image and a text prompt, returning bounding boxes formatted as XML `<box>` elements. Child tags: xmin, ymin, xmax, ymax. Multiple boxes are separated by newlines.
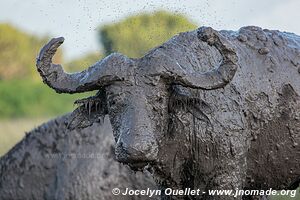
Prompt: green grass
<box><xmin>0</xmin><ymin>79</ymin><xmax>93</xmax><ymax>119</ymax></box>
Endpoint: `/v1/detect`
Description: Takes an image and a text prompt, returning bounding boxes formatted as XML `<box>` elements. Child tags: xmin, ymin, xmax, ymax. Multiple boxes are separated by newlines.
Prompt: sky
<box><xmin>0</xmin><ymin>0</ymin><xmax>299</xmax><ymax>60</ymax></box>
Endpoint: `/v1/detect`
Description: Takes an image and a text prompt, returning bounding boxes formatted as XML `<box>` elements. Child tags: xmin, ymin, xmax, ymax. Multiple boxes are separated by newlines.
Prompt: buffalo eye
<box><xmin>109</xmin><ymin>99</ymin><xmax>116</xmax><ymax>107</ymax></box>
<box><xmin>107</xmin><ymin>93</ymin><xmax>126</xmax><ymax>110</ymax></box>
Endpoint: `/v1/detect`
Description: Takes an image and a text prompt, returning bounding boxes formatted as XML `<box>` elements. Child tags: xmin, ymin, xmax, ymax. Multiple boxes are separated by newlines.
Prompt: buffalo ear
<box><xmin>67</xmin><ymin>90</ymin><xmax>108</xmax><ymax>130</ymax></box>
<box><xmin>169</xmin><ymin>85</ymin><xmax>212</xmax><ymax>124</ymax></box>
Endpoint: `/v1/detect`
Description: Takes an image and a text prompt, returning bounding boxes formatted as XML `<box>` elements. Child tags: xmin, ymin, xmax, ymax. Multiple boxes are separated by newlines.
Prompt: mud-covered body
<box><xmin>147</xmin><ymin>27</ymin><xmax>300</xmax><ymax>196</ymax></box>
<box><xmin>0</xmin><ymin>113</ymin><xmax>158</xmax><ymax>200</ymax></box>
<box><xmin>23</xmin><ymin>26</ymin><xmax>300</xmax><ymax>200</ymax></box>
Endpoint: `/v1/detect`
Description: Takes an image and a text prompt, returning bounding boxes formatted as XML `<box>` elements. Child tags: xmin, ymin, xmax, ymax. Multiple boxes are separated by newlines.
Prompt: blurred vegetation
<box><xmin>99</xmin><ymin>10</ymin><xmax>197</xmax><ymax>58</ymax></box>
<box><xmin>0</xmin><ymin>79</ymin><xmax>89</xmax><ymax>119</ymax></box>
<box><xmin>0</xmin><ymin>23</ymin><xmax>62</xmax><ymax>80</ymax></box>
<box><xmin>0</xmin><ymin>23</ymin><xmax>99</xmax><ymax>120</ymax></box>
<box><xmin>0</xmin><ymin>11</ymin><xmax>197</xmax><ymax>119</ymax></box>
<box><xmin>0</xmin><ymin>10</ymin><xmax>197</xmax><ymax>155</ymax></box>
<box><xmin>65</xmin><ymin>51</ymin><xmax>102</xmax><ymax>72</ymax></box>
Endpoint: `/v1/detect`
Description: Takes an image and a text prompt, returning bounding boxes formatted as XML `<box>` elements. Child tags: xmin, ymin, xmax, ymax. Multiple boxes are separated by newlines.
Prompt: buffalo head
<box><xmin>36</xmin><ymin>27</ymin><xmax>238</xmax><ymax>174</ymax></box>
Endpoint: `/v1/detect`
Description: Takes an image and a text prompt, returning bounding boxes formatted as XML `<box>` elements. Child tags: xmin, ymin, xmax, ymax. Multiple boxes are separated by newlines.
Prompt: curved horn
<box><xmin>152</xmin><ymin>27</ymin><xmax>238</xmax><ymax>90</ymax></box>
<box><xmin>36</xmin><ymin>37</ymin><xmax>131</xmax><ymax>94</ymax></box>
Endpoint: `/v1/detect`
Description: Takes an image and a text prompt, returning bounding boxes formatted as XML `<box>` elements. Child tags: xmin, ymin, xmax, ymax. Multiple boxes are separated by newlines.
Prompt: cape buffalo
<box><xmin>35</xmin><ymin>26</ymin><xmax>300</xmax><ymax>199</ymax></box>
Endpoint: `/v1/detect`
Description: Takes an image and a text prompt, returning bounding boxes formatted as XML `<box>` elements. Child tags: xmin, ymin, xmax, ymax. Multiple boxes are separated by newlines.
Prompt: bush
<box><xmin>99</xmin><ymin>10</ymin><xmax>197</xmax><ymax>58</ymax></box>
<box><xmin>0</xmin><ymin>80</ymin><xmax>91</xmax><ymax>118</ymax></box>
<box><xmin>0</xmin><ymin>23</ymin><xmax>62</xmax><ymax>80</ymax></box>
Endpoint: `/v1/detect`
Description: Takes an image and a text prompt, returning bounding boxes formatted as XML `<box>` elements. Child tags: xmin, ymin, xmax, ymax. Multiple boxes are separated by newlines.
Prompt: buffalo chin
<box><xmin>116</xmin><ymin>155</ymin><xmax>154</xmax><ymax>171</ymax></box>
<box><xmin>126</xmin><ymin>161</ymin><xmax>150</xmax><ymax>171</ymax></box>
